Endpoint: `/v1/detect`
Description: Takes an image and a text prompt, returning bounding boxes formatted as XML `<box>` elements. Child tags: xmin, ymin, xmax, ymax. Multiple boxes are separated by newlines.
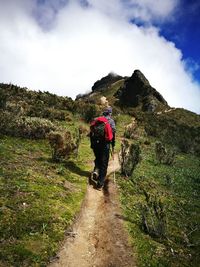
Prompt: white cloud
<box><xmin>125</xmin><ymin>0</ymin><xmax>179</xmax><ymax>21</ymax></box>
<box><xmin>87</xmin><ymin>0</ymin><xmax>179</xmax><ymax>22</ymax></box>
<box><xmin>0</xmin><ymin>0</ymin><xmax>200</xmax><ymax>113</ymax></box>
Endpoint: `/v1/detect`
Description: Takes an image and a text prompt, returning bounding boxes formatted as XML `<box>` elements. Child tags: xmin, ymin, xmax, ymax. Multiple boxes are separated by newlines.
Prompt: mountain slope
<box><xmin>0</xmin><ymin>70</ymin><xmax>200</xmax><ymax>267</ymax></box>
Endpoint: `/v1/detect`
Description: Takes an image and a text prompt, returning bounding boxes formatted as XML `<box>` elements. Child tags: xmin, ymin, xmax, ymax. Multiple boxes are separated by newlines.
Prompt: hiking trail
<box><xmin>49</xmin><ymin>154</ymin><xmax>136</xmax><ymax>267</ymax></box>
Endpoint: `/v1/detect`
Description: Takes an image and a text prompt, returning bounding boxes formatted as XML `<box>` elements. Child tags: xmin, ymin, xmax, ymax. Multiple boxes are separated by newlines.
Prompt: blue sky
<box><xmin>159</xmin><ymin>0</ymin><xmax>200</xmax><ymax>81</ymax></box>
<box><xmin>0</xmin><ymin>0</ymin><xmax>200</xmax><ymax>113</ymax></box>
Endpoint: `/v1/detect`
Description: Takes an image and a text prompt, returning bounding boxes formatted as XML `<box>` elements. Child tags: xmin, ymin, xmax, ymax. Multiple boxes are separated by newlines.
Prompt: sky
<box><xmin>0</xmin><ymin>0</ymin><xmax>200</xmax><ymax>114</ymax></box>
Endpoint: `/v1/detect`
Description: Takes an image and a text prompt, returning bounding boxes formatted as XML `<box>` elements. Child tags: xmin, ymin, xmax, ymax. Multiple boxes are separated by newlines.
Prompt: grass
<box><xmin>1</xmin><ymin>82</ymin><xmax>200</xmax><ymax>267</ymax></box>
<box><xmin>118</xmin><ymin>136</ymin><xmax>200</xmax><ymax>267</ymax></box>
<box><xmin>102</xmin><ymin>79</ymin><xmax>125</xmax><ymax>99</ymax></box>
<box><xmin>0</xmin><ymin>134</ymin><xmax>92</xmax><ymax>266</ymax></box>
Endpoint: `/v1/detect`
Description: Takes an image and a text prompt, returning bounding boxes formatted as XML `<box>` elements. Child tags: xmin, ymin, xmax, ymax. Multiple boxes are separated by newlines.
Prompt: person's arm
<box><xmin>110</xmin><ymin>118</ymin><xmax>116</xmax><ymax>148</ymax></box>
<box><xmin>111</xmin><ymin>131</ymin><xmax>115</xmax><ymax>148</ymax></box>
<box><xmin>90</xmin><ymin>131</ymin><xmax>94</xmax><ymax>149</ymax></box>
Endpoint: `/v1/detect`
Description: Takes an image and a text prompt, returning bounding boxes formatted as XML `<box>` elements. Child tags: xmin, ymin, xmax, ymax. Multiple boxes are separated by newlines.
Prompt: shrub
<box><xmin>16</xmin><ymin>117</ymin><xmax>56</xmax><ymax>139</ymax></box>
<box><xmin>124</xmin><ymin>120</ymin><xmax>137</xmax><ymax>139</ymax></box>
<box><xmin>48</xmin><ymin>130</ymin><xmax>79</xmax><ymax>162</ymax></box>
<box><xmin>0</xmin><ymin>112</ymin><xmax>56</xmax><ymax>139</ymax></box>
<box><xmin>0</xmin><ymin>89</ymin><xmax>7</xmax><ymax>109</ymax></box>
<box><xmin>155</xmin><ymin>141</ymin><xmax>175</xmax><ymax>165</ymax></box>
<box><xmin>119</xmin><ymin>139</ymin><xmax>141</xmax><ymax>177</ymax></box>
<box><xmin>83</xmin><ymin>104</ymin><xmax>98</xmax><ymax>122</ymax></box>
<box><xmin>73</xmin><ymin>125</ymin><xmax>88</xmax><ymax>156</ymax></box>
<box><xmin>5</xmin><ymin>101</ymin><xmax>29</xmax><ymax>116</ymax></box>
<box><xmin>141</xmin><ymin>190</ymin><xmax>166</xmax><ymax>238</ymax></box>
<box><xmin>74</xmin><ymin>101</ymin><xmax>99</xmax><ymax>122</ymax></box>
<box><xmin>27</xmin><ymin>106</ymin><xmax>68</xmax><ymax>121</ymax></box>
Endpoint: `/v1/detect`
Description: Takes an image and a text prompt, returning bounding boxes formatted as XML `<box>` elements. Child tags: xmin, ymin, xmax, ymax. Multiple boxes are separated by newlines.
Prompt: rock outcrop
<box><xmin>116</xmin><ymin>70</ymin><xmax>168</xmax><ymax>112</ymax></box>
<box><xmin>92</xmin><ymin>72</ymin><xmax>123</xmax><ymax>92</ymax></box>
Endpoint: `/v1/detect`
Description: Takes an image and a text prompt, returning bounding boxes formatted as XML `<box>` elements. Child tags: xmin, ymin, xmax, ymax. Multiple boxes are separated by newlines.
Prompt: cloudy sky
<box><xmin>0</xmin><ymin>0</ymin><xmax>200</xmax><ymax>113</ymax></box>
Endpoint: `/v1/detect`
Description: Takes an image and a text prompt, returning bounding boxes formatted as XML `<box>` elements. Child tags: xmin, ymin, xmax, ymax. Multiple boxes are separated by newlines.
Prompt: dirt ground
<box><xmin>49</xmin><ymin>155</ymin><xmax>136</xmax><ymax>267</ymax></box>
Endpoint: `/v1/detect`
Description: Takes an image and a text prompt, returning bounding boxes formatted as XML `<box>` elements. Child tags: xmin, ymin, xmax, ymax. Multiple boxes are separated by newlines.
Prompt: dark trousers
<box><xmin>93</xmin><ymin>143</ymin><xmax>110</xmax><ymax>186</ymax></box>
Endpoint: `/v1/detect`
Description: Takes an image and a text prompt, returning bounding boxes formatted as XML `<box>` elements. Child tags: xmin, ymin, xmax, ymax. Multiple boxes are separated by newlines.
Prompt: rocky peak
<box><xmin>132</xmin><ymin>70</ymin><xmax>150</xmax><ymax>87</ymax></box>
<box><xmin>92</xmin><ymin>72</ymin><xmax>123</xmax><ymax>92</ymax></box>
<box><xmin>116</xmin><ymin>70</ymin><xmax>168</xmax><ymax>112</ymax></box>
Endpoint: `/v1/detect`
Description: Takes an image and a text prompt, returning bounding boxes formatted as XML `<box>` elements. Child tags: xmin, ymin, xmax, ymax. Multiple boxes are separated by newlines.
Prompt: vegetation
<box><xmin>119</xmin><ymin>139</ymin><xmax>141</xmax><ymax>177</ymax></box>
<box><xmin>0</xmin><ymin>83</ymin><xmax>92</xmax><ymax>266</ymax></box>
<box><xmin>118</xmin><ymin>129</ymin><xmax>200</xmax><ymax>267</ymax></box>
<box><xmin>155</xmin><ymin>141</ymin><xmax>176</xmax><ymax>165</ymax></box>
<box><xmin>0</xmin><ymin>79</ymin><xmax>200</xmax><ymax>267</ymax></box>
<box><xmin>0</xmin><ymin>112</ymin><xmax>57</xmax><ymax>139</ymax></box>
<box><xmin>0</xmin><ymin>136</ymin><xmax>91</xmax><ymax>266</ymax></box>
<box><xmin>137</xmin><ymin>109</ymin><xmax>200</xmax><ymax>155</ymax></box>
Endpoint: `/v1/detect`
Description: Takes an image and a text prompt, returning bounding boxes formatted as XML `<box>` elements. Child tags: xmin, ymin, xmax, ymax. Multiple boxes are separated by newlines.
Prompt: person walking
<box><xmin>90</xmin><ymin>107</ymin><xmax>116</xmax><ymax>189</ymax></box>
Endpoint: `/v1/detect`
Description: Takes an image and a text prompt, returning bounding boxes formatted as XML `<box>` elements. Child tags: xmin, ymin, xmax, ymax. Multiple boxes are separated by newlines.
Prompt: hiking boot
<box><xmin>96</xmin><ymin>182</ymin><xmax>103</xmax><ymax>190</ymax></box>
<box><xmin>92</xmin><ymin>171</ymin><xmax>98</xmax><ymax>181</ymax></box>
<box><xmin>92</xmin><ymin>167</ymin><xmax>99</xmax><ymax>180</ymax></box>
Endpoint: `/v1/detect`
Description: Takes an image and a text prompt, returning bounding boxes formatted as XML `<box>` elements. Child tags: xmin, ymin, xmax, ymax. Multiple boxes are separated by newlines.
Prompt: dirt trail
<box><xmin>49</xmin><ymin>155</ymin><xmax>136</xmax><ymax>267</ymax></box>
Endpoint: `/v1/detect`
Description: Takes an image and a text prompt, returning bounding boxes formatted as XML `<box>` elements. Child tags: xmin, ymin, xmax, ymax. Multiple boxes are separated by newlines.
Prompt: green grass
<box><xmin>1</xmin><ymin>81</ymin><xmax>200</xmax><ymax>267</ymax></box>
<box><xmin>118</xmin><ymin>137</ymin><xmax>200</xmax><ymax>267</ymax></box>
<box><xmin>102</xmin><ymin>79</ymin><xmax>125</xmax><ymax>99</ymax></box>
<box><xmin>0</xmin><ymin>134</ymin><xmax>92</xmax><ymax>266</ymax></box>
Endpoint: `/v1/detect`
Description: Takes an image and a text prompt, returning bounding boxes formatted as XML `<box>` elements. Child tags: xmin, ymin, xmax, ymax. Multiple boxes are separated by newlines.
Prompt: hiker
<box><xmin>90</xmin><ymin>107</ymin><xmax>116</xmax><ymax>189</ymax></box>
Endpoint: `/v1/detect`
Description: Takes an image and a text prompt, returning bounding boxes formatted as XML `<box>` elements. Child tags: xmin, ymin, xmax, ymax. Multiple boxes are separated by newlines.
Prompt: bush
<box><xmin>123</xmin><ymin>119</ymin><xmax>137</xmax><ymax>139</ymax></box>
<box><xmin>141</xmin><ymin>190</ymin><xmax>166</xmax><ymax>238</ymax></box>
<box><xmin>83</xmin><ymin>104</ymin><xmax>98</xmax><ymax>122</ymax></box>
<box><xmin>16</xmin><ymin>117</ymin><xmax>56</xmax><ymax>139</ymax></box>
<box><xmin>27</xmin><ymin>106</ymin><xmax>68</xmax><ymax>121</ymax></box>
<box><xmin>5</xmin><ymin>101</ymin><xmax>29</xmax><ymax>116</ymax></box>
<box><xmin>48</xmin><ymin>130</ymin><xmax>79</xmax><ymax>162</ymax></box>
<box><xmin>74</xmin><ymin>101</ymin><xmax>99</xmax><ymax>122</ymax></box>
<box><xmin>155</xmin><ymin>141</ymin><xmax>175</xmax><ymax>165</ymax></box>
<box><xmin>0</xmin><ymin>111</ymin><xmax>56</xmax><ymax>139</ymax></box>
<box><xmin>0</xmin><ymin>89</ymin><xmax>7</xmax><ymax>109</ymax></box>
<box><xmin>119</xmin><ymin>139</ymin><xmax>141</xmax><ymax>177</ymax></box>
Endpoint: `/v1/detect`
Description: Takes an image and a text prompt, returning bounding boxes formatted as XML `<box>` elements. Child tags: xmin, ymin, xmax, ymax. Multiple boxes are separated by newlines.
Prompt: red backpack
<box><xmin>90</xmin><ymin>116</ymin><xmax>113</xmax><ymax>143</ymax></box>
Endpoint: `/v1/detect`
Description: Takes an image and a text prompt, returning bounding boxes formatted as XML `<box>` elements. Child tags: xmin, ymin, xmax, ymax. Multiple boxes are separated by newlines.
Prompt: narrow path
<box><xmin>49</xmin><ymin>155</ymin><xmax>136</xmax><ymax>267</ymax></box>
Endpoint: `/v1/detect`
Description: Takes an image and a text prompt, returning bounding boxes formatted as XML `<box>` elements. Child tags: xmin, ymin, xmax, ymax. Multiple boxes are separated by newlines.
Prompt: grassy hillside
<box><xmin>80</xmin><ymin>74</ymin><xmax>200</xmax><ymax>266</ymax></box>
<box><xmin>0</xmin><ymin>135</ymin><xmax>92</xmax><ymax>266</ymax></box>
<box><xmin>0</xmin><ymin>84</ymin><xmax>93</xmax><ymax>266</ymax></box>
<box><xmin>134</xmin><ymin>108</ymin><xmax>200</xmax><ymax>155</ymax></box>
<box><xmin>117</xmin><ymin>117</ymin><xmax>200</xmax><ymax>267</ymax></box>
<box><xmin>1</xmin><ymin>81</ymin><xmax>200</xmax><ymax>267</ymax></box>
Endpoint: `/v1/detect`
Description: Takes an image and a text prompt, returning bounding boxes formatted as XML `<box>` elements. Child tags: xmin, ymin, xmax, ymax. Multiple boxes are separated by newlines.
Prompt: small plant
<box><xmin>119</xmin><ymin>139</ymin><xmax>141</xmax><ymax>177</ymax></box>
<box><xmin>155</xmin><ymin>141</ymin><xmax>175</xmax><ymax>165</ymax></box>
<box><xmin>141</xmin><ymin>190</ymin><xmax>166</xmax><ymax>238</ymax></box>
<box><xmin>123</xmin><ymin>120</ymin><xmax>137</xmax><ymax>139</ymax></box>
<box><xmin>73</xmin><ymin>125</ymin><xmax>88</xmax><ymax>157</ymax></box>
<box><xmin>48</xmin><ymin>130</ymin><xmax>78</xmax><ymax>162</ymax></box>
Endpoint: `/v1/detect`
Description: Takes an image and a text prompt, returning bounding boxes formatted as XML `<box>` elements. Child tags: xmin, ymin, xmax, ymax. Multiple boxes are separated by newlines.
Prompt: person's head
<box><xmin>103</xmin><ymin>106</ymin><xmax>112</xmax><ymax>116</ymax></box>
